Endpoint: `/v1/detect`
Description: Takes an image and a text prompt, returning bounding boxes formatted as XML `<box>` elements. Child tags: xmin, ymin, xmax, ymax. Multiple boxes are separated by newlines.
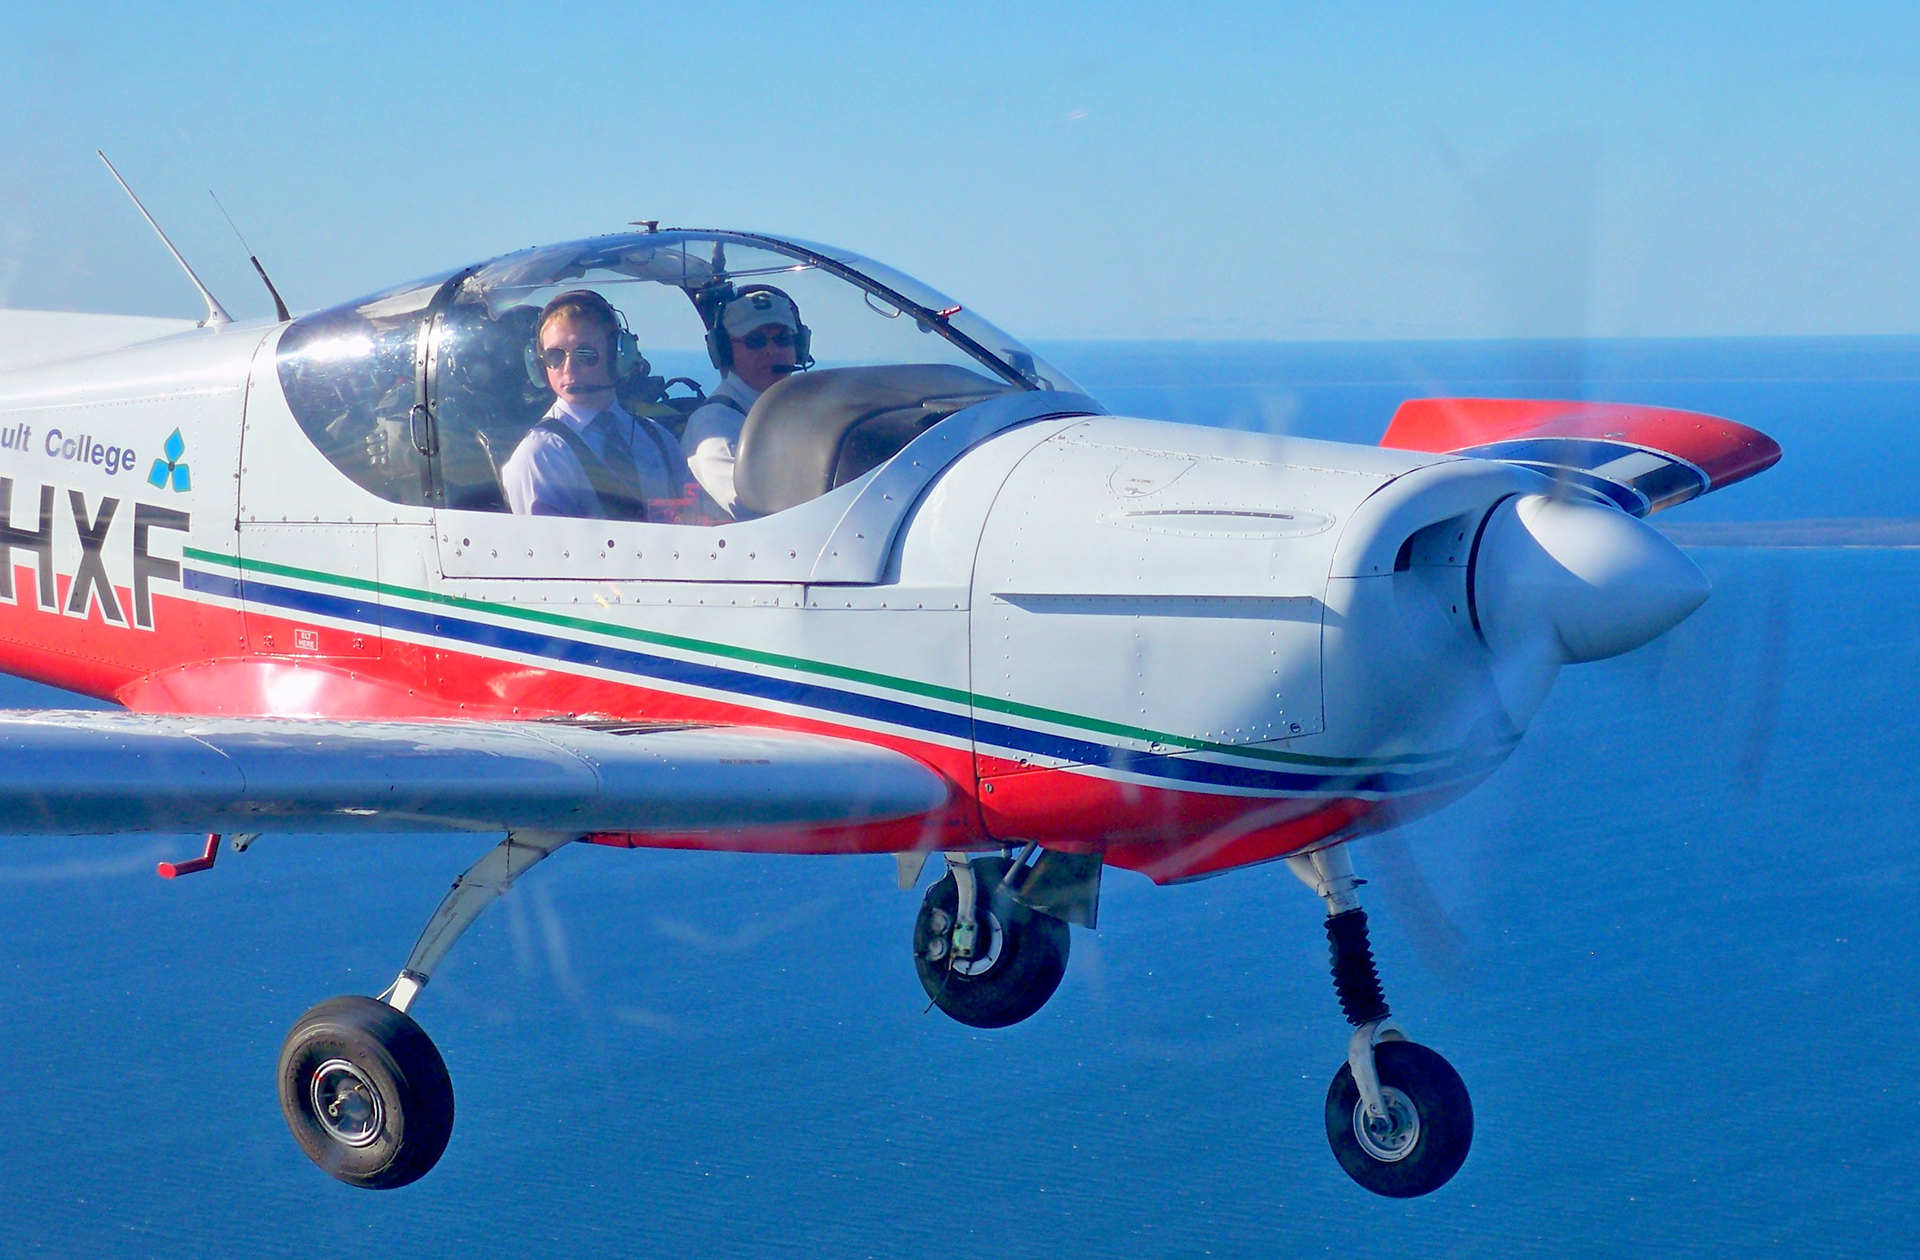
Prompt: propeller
<box><xmin>1352</xmin><ymin>126</ymin><xmax>1718</xmax><ymax>979</ymax></box>
<box><xmin>1362</xmin><ymin>111</ymin><xmax>1906</xmax><ymax>990</ymax></box>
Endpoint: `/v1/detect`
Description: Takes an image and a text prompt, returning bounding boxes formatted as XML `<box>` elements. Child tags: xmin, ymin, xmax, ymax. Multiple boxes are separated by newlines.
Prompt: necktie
<box><xmin>588</xmin><ymin>411</ymin><xmax>638</xmax><ymax>480</ymax></box>
<box><xmin>584</xmin><ymin>411</ymin><xmax>648</xmax><ymax>520</ymax></box>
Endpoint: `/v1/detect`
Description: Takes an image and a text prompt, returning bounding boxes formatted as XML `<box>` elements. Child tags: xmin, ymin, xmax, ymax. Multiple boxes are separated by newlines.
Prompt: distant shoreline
<box><xmin>1655</xmin><ymin>519</ymin><xmax>1920</xmax><ymax>548</ymax></box>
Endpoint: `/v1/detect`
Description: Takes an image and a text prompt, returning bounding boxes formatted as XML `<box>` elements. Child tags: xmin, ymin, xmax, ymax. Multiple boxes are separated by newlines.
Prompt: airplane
<box><xmin>0</xmin><ymin>190</ymin><xmax>1778</xmax><ymax>1197</ymax></box>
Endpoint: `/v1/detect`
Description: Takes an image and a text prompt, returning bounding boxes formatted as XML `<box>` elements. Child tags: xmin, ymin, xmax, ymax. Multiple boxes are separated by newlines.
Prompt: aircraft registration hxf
<box><xmin>0</xmin><ymin>219</ymin><xmax>1777</xmax><ymax>1197</ymax></box>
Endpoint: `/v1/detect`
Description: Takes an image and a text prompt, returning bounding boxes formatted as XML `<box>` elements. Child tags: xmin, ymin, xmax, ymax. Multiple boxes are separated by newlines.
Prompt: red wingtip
<box><xmin>1382</xmin><ymin>398</ymin><xmax>1782</xmax><ymax>493</ymax></box>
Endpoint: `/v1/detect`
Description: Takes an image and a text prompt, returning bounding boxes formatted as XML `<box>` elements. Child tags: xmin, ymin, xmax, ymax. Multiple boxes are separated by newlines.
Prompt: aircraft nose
<box><xmin>1471</xmin><ymin>493</ymin><xmax>1710</xmax><ymax>664</ymax></box>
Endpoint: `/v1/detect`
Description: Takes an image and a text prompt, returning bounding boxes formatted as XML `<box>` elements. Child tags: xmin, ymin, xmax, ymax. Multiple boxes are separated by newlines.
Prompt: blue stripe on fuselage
<box><xmin>181</xmin><ymin>565</ymin><xmax>1482</xmax><ymax>797</ymax></box>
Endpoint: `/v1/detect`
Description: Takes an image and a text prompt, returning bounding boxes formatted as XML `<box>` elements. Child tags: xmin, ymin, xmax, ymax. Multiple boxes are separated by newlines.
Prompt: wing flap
<box><xmin>0</xmin><ymin>713</ymin><xmax>949</xmax><ymax>836</ymax></box>
<box><xmin>1380</xmin><ymin>398</ymin><xmax>1781</xmax><ymax>515</ymax></box>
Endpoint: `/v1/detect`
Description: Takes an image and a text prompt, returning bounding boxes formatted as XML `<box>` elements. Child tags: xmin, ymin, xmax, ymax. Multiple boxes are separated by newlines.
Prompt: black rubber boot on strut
<box><xmin>1326</xmin><ymin>907</ymin><xmax>1391</xmax><ymax>1027</ymax></box>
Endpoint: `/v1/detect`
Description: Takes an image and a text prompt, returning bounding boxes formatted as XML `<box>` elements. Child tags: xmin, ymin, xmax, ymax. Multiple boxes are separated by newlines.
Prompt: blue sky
<box><xmin>2</xmin><ymin>2</ymin><xmax>1915</xmax><ymax>339</ymax></box>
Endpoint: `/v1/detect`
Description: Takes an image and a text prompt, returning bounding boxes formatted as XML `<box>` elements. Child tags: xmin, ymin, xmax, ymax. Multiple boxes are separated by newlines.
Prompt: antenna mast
<box><xmin>96</xmin><ymin>150</ymin><xmax>232</xmax><ymax>328</ymax></box>
<box><xmin>210</xmin><ymin>190</ymin><xmax>291</xmax><ymax>322</ymax></box>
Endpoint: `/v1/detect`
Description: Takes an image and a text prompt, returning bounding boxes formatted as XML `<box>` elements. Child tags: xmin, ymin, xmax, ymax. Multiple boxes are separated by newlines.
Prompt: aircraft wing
<box><xmin>0</xmin><ymin>711</ymin><xmax>948</xmax><ymax>836</ymax></box>
<box><xmin>1380</xmin><ymin>398</ymin><xmax>1781</xmax><ymax>516</ymax></box>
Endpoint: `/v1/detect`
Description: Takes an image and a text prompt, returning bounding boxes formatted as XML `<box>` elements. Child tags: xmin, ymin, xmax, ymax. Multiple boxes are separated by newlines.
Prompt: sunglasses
<box><xmin>539</xmin><ymin>345</ymin><xmax>602</xmax><ymax>369</ymax></box>
<box><xmin>734</xmin><ymin>327</ymin><xmax>796</xmax><ymax>350</ymax></box>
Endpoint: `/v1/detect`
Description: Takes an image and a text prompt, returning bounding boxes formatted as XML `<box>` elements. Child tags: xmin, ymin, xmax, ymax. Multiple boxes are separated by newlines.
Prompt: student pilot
<box><xmin>501</xmin><ymin>290</ymin><xmax>693</xmax><ymax>521</ymax></box>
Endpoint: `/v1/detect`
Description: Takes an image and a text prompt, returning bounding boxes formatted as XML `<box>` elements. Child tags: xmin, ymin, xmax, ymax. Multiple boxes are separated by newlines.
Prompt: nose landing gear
<box><xmin>1290</xmin><ymin>845</ymin><xmax>1473</xmax><ymax>1198</ymax></box>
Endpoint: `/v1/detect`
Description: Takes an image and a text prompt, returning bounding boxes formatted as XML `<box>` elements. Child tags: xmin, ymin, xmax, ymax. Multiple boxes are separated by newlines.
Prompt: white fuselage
<box><xmin>0</xmin><ymin>315</ymin><xmax>1687</xmax><ymax>882</ymax></box>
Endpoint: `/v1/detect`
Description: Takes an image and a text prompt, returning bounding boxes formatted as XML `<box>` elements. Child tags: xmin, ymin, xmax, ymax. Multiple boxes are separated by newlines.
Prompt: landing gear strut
<box><xmin>1289</xmin><ymin>845</ymin><xmax>1472</xmax><ymax>1198</ymax></box>
<box><xmin>278</xmin><ymin>831</ymin><xmax>574</xmax><ymax>1188</ymax></box>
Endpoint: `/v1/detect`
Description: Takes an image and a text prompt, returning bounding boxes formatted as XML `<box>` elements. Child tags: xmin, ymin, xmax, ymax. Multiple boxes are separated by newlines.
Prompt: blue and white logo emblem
<box><xmin>148</xmin><ymin>429</ymin><xmax>191</xmax><ymax>493</ymax></box>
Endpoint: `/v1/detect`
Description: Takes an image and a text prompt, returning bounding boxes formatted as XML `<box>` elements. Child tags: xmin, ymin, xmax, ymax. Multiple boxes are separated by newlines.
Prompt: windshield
<box><xmin>717</xmin><ymin>233</ymin><xmax>1080</xmax><ymax>393</ymax></box>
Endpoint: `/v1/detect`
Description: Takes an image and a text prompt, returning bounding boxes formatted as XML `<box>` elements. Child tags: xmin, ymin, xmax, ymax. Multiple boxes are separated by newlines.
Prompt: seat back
<box><xmin>734</xmin><ymin>364</ymin><xmax>1013</xmax><ymax>517</ymax></box>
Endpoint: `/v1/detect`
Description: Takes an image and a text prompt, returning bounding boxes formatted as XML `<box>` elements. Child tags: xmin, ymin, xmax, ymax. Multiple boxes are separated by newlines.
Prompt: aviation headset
<box><xmin>704</xmin><ymin>284</ymin><xmax>813</xmax><ymax>374</ymax></box>
<box><xmin>524</xmin><ymin>289</ymin><xmax>649</xmax><ymax>389</ymax></box>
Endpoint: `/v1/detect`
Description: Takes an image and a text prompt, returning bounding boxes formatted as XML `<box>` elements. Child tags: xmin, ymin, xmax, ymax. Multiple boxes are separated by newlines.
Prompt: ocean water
<box><xmin>1</xmin><ymin>338</ymin><xmax>1916</xmax><ymax>1257</ymax></box>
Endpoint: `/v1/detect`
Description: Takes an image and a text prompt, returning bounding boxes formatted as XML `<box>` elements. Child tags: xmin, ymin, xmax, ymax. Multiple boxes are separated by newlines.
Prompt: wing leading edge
<box><xmin>1381</xmin><ymin>398</ymin><xmax>1781</xmax><ymax>516</ymax></box>
<box><xmin>0</xmin><ymin>712</ymin><xmax>949</xmax><ymax>837</ymax></box>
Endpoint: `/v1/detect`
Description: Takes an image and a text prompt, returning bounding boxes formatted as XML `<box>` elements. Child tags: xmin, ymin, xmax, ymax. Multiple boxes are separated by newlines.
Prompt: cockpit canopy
<box><xmin>275</xmin><ymin>230</ymin><xmax>1082</xmax><ymax>515</ymax></box>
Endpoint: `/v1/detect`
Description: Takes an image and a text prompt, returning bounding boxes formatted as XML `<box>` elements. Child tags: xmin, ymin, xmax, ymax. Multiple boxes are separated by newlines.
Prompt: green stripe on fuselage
<box><xmin>184</xmin><ymin>546</ymin><xmax>1472</xmax><ymax>772</ymax></box>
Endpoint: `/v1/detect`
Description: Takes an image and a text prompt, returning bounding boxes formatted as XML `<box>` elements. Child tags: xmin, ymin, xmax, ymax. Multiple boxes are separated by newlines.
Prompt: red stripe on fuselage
<box><xmin>979</xmin><ymin>766</ymin><xmax>1376</xmax><ymax>882</ymax></box>
<box><xmin>0</xmin><ymin>578</ymin><xmax>1386</xmax><ymax>880</ymax></box>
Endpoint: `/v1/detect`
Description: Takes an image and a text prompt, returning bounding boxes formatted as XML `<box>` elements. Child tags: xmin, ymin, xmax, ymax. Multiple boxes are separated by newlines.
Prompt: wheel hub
<box><xmin>920</xmin><ymin>908</ymin><xmax>1003</xmax><ymax>973</ymax></box>
<box><xmin>947</xmin><ymin>911</ymin><xmax>1002</xmax><ymax>976</ymax></box>
<box><xmin>1351</xmin><ymin>1085</ymin><xmax>1419</xmax><ymax>1162</ymax></box>
<box><xmin>311</xmin><ymin>1058</ymin><xmax>384</xmax><ymax>1148</ymax></box>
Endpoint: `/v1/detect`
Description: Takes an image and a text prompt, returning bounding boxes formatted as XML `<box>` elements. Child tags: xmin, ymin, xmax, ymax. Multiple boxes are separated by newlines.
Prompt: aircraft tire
<box><xmin>913</xmin><ymin>856</ymin><xmax>1069</xmax><ymax>1029</ymax></box>
<box><xmin>277</xmin><ymin>995</ymin><xmax>456</xmax><ymax>1190</ymax></box>
<box><xmin>1324</xmin><ymin>1039</ymin><xmax>1472</xmax><ymax>1198</ymax></box>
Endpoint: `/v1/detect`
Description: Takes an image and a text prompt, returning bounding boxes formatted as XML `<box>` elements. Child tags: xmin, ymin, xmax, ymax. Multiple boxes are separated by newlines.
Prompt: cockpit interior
<box><xmin>274</xmin><ymin>231</ymin><xmax>1080</xmax><ymax>523</ymax></box>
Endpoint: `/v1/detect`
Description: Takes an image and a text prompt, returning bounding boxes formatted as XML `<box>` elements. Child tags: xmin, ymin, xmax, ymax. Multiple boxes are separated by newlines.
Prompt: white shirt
<box><xmin>501</xmin><ymin>398</ymin><xmax>689</xmax><ymax>519</ymax></box>
<box><xmin>682</xmin><ymin>373</ymin><xmax>761</xmax><ymax>518</ymax></box>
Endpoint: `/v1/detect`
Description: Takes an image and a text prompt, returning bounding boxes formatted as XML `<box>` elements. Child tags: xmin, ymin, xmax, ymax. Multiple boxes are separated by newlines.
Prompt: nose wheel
<box><xmin>913</xmin><ymin>854</ymin><xmax>1069</xmax><ymax>1028</ymax></box>
<box><xmin>1324</xmin><ymin>1038</ymin><xmax>1472</xmax><ymax>1198</ymax></box>
<box><xmin>1291</xmin><ymin>845</ymin><xmax>1473</xmax><ymax>1198</ymax></box>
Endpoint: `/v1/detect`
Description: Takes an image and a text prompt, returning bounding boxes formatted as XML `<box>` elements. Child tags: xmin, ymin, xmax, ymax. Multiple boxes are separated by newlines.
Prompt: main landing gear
<box><xmin>910</xmin><ymin>847</ymin><xmax>1099</xmax><ymax>1029</ymax></box>
<box><xmin>1289</xmin><ymin>845</ymin><xmax>1473</xmax><ymax>1198</ymax></box>
<box><xmin>277</xmin><ymin>831</ymin><xmax>574</xmax><ymax>1189</ymax></box>
<box><xmin>279</xmin><ymin>835</ymin><xmax>1100</xmax><ymax>1187</ymax></box>
<box><xmin>272</xmin><ymin>833</ymin><xmax>1461</xmax><ymax>1196</ymax></box>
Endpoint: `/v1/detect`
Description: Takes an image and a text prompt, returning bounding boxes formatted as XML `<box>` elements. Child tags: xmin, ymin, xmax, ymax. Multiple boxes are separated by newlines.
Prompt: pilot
<box><xmin>501</xmin><ymin>291</ymin><xmax>694</xmax><ymax>520</ymax></box>
<box><xmin>681</xmin><ymin>286</ymin><xmax>811</xmax><ymax>519</ymax></box>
